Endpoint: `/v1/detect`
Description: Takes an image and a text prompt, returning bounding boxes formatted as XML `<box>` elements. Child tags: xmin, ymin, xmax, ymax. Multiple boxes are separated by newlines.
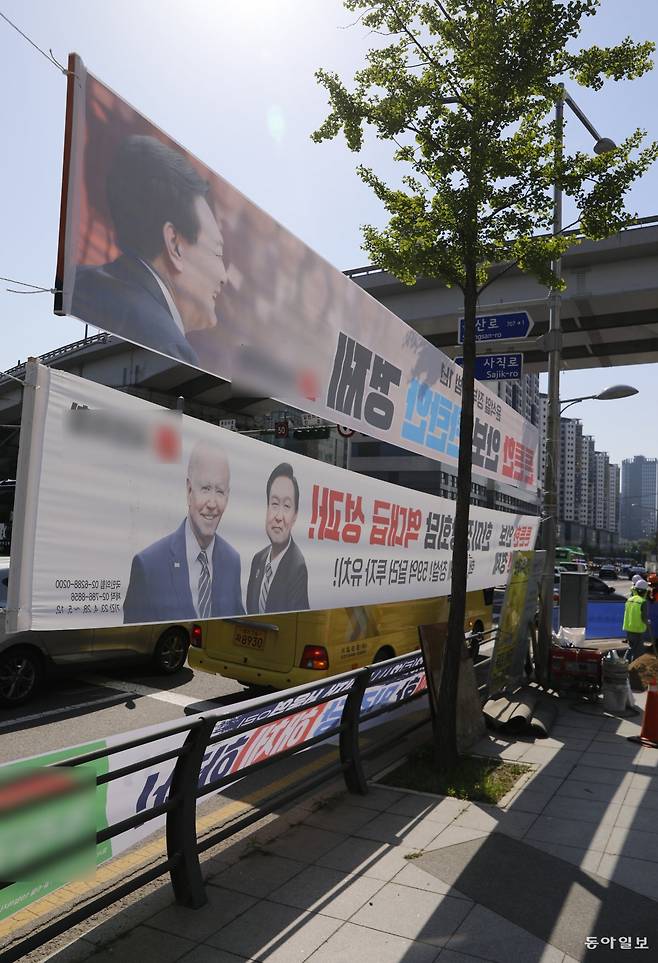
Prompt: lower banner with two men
<box><xmin>7</xmin><ymin>364</ymin><xmax>539</xmax><ymax>633</ymax></box>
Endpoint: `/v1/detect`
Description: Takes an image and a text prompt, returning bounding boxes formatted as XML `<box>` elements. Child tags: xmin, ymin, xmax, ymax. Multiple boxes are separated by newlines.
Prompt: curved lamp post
<box><xmin>559</xmin><ymin>384</ymin><xmax>639</xmax><ymax>416</ymax></box>
<box><xmin>536</xmin><ymin>83</ymin><xmax>620</xmax><ymax>686</ymax></box>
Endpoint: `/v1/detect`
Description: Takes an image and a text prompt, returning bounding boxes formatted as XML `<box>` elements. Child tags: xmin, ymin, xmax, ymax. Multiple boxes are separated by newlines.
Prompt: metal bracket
<box><xmin>167</xmin><ymin>717</ymin><xmax>216</xmax><ymax>908</ymax></box>
<box><xmin>539</xmin><ymin>331</ymin><xmax>563</xmax><ymax>353</ymax></box>
<box><xmin>339</xmin><ymin>670</ymin><xmax>370</xmax><ymax>795</ymax></box>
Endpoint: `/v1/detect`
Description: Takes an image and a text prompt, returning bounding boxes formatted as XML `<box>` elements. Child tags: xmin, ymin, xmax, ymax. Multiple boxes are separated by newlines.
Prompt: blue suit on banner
<box><xmin>73</xmin><ymin>257</ymin><xmax>200</xmax><ymax>367</ymax></box>
<box><xmin>123</xmin><ymin>520</ymin><xmax>244</xmax><ymax>624</ymax></box>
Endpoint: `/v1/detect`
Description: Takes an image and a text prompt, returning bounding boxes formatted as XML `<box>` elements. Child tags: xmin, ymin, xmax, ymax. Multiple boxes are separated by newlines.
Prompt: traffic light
<box><xmin>293</xmin><ymin>426</ymin><xmax>331</xmax><ymax>440</ymax></box>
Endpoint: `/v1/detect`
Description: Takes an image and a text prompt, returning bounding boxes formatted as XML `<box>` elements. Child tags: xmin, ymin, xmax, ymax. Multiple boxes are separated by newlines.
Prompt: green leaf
<box><xmin>312</xmin><ymin>0</ymin><xmax>657</xmax><ymax>293</ymax></box>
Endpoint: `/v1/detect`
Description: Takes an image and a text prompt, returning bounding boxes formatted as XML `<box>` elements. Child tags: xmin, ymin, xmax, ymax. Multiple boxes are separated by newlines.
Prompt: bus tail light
<box><xmin>191</xmin><ymin>624</ymin><xmax>203</xmax><ymax>648</ymax></box>
<box><xmin>300</xmin><ymin>645</ymin><xmax>329</xmax><ymax>670</ymax></box>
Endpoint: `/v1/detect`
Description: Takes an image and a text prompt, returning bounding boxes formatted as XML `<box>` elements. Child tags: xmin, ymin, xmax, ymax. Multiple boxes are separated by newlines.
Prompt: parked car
<box><xmin>0</xmin><ymin>559</ymin><xmax>193</xmax><ymax>707</ymax></box>
<box><xmin>598</xmin><ymin>565</ymin><xmax>618</xmax><ymax>581</ymax></box>
<box><xmin>587</xmin><ymin>575</ymin><xmax>626</xmax><ymax>600</ymax></box>
<box><xmin>629</xmin><ymin>565</ymin><xmax>647</xmax><ymax>579</ymax></box>
<box><xmin>553</xmin><ymin>572</ymin><xmax>626</xmax><ymax>604</ymax></box>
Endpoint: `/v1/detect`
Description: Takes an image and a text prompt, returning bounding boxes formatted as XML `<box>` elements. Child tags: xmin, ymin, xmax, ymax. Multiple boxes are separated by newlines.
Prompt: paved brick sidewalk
<box><xmin>34</xmin><ymin>692</ymin><xmax>658</xmax><ymax>962</ymax></box>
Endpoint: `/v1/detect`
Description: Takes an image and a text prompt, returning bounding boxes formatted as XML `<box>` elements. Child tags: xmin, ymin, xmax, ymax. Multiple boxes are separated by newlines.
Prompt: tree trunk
<box><xmin>435</xmin><ymin>264</ymin><xmax>478</xmax><ymax>771</ymax></box>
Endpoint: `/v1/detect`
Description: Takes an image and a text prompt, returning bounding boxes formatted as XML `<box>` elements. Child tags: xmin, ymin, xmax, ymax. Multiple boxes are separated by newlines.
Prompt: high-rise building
<box><xmin>575</xmin><ymin>430</ymin><xmax>593</xmax><ymax>528</ymax></box>
<box><xmin>537</xmin><ymin>395</ymin><xmax>619</xmax><ymax>545</ymax></box>
<box><xmin>592</xmin><ymin>451</ymin><xmax>619</xmax><ymax>534</ymax></box>
<box><xmin>593</xmin><ymin>452</ymin><xmax>607</xmax><ymax>531</ymax></box>
<box><xmin>609</xmin><ymin>463</ymin><xmax>621</xmax><ymax>535</ymax></box>
<box><xmin>559</xmin><ymin>417</ymin><xmax>581</xmax><ymax>522</ymax></box>
<box><xmin>621</xmin><ymin>456</ymin><xmax>658</xmax><ymax>540</ymax></box>
<box><xmin>495</xmin><ymin>374</ymin><xmax>540</xmax><ymax>430</ymax></box>
<box><xmin>582</xmin><ymin>435</ymin><xmax>596</xmax><ymax>528</ymax></box>
<box><xmin>538</xmin><ymin>397</ymin><xmax>587</xmax><ymax>522</ymax></box>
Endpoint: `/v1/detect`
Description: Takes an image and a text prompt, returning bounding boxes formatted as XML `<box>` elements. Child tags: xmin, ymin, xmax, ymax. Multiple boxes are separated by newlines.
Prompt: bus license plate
<box><xmin>233</xmin><ymin>627</ymin><xmax>266</xmax><ymax>650</ymax></box>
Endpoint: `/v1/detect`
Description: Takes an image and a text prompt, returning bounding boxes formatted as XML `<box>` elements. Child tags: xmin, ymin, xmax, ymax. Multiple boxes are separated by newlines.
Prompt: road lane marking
<box><xmin>0</xmin><ymin>693</ymin><xmax>131</xmax><ymax>732</ymax></box>
<box><xmin>82</xmin><ymin>676</ymin><xmax>198</xmax><ymax>707</ymax></box>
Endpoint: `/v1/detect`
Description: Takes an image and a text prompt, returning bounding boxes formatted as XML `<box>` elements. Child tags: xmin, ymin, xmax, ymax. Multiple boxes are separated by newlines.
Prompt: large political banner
<box><xmin>7</xmin><ymin>365</ymin><xmax>538</xmax><ymax>633</ymax></box>
<box><xmin>54</xmin><ymin>53</ymin><xmax>538</xmax><ymax>492</ymax></box>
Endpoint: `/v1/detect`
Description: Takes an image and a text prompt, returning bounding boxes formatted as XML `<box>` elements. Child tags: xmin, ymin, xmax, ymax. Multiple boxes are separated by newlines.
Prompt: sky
<box><xmin>0</xmin><ymin>0</ymin><xmax>657</xmax><ymax>467</ymax></box>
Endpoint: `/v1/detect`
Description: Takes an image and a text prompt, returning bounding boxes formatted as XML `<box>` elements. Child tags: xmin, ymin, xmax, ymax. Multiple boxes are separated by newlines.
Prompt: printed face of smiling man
<box><xmin>186</xmin><ymin>443</ymin><xmax>230</xmax><ymax>550</ymax></box>
<box><xmin>169</xmin><ymin>195</ymin><xmax>227</xmax><ymax>333</ymax></box>
<box><xmin>265</xmin><ymin>470</ymin><xmax>298</xmax><ymax>559</ymax></box>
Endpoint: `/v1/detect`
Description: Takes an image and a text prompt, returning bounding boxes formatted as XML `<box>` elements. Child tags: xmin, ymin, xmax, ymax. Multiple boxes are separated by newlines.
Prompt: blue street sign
<box><xmin>454</xmin><ymin>353</ymin><xmax>523</xmax><ymax>382</ymax></box>
<box><xmin>458</xmin><ymin>311</ymin><xmax>533</xmax><ymax>344</ymax></box>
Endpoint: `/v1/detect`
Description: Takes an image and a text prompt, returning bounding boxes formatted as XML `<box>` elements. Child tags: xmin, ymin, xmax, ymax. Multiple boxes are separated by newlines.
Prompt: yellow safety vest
<box><xmin>623</xmin><ymin>594</ymin><xmax>647</xmax><ymax>633</ymax></box>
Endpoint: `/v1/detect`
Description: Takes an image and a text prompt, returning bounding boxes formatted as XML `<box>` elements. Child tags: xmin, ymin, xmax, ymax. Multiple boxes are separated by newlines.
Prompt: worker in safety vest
<box><xmin>623</xmin><ymin>580</ymin><xmax>654</xmax><ymax>662</ymax></box>
<box><xmin>628</xmin><ymin>573</ymin><xmax>643</xmax><ymax>597</ymax></box>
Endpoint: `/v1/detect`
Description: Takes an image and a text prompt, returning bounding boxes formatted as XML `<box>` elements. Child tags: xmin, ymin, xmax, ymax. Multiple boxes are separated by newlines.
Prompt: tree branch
<box><xmin>476</xmin><ymin>216</ymin><xmax>583</xmax><ymax>296</ymax></box>
<box><xmin>479</xmin><ymin>185</ymin><xmax>549</xmax><ymax>225</ymax></box>
<box><xmin>383</xmin><ymin>0</ymin><xmax>472</xmax><ymax>108</ymax></box>
<box><xmin>428</xmin><ymin>0</ymin><xmax>473</xmax><ymax>48</ymax></box>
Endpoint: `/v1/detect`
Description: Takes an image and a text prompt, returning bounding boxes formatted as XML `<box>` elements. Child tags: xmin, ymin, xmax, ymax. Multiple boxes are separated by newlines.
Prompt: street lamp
<box><xmin>559</xmin><ymin>384</ymin><xmax>638</xmax><ymax>416</ymax></box>
<box><xmin>537</xmin><ymin>84</ymin><xmax>618</xmax><ymax>686</ymax></box>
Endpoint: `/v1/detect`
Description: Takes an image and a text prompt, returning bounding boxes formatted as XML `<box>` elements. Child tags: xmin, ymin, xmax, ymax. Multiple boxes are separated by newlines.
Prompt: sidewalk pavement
<box><xmin>39</xmin><ymin>691</ymin><xmax>658</xmax><ymax>963</ymax></box>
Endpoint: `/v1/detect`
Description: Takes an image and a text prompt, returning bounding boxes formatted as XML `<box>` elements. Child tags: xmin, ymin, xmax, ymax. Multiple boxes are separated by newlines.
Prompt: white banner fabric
<box><xmin>8</xmin><ymin>365</ymin><xmax>539</xmax><ymax>633</ymax></box>
<box><xmin>56</xmin><ymin>55</ymin><xmax>538</xmax><ymax>492</ymax></box>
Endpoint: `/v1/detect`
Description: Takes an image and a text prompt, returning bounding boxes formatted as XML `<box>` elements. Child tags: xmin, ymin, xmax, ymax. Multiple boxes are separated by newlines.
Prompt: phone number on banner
<box><xmin>53</xmin><ymin>578</ymin><xmax>122</xmax><ymax>614</ymax></box>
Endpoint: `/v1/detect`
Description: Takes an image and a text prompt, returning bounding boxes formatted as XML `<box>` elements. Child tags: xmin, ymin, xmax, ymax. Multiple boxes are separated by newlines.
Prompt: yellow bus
<box><xmin>188</xmin><ymin>590</ymin><xmax>494</xmax><ymax>690</ymax></box>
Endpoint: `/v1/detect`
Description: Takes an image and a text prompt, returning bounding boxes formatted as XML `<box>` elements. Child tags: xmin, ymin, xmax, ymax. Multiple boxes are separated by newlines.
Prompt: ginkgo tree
<box><xmin>313</xmin><ymin>0</ymin><xmax>657</xmax><ymax>768</ymax></box>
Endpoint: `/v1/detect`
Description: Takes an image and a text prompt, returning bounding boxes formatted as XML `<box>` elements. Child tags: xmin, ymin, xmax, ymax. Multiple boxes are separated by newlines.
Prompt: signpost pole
<box><xmin>537</xmin><ymin>87</ymin><xmax>564</xmax><ymax>688</ymax></box>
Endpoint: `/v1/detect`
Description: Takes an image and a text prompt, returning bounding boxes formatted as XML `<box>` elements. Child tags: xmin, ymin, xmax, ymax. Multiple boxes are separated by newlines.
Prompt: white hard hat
<box><xmin>632</xmin><ymin>574</ymin><xmax>643</xmax><ymax>585</ymax></box>
<box><xmin>635</xmin><ymin>579</ymin><xmax>650</xmax><ymax>592</ymax></box>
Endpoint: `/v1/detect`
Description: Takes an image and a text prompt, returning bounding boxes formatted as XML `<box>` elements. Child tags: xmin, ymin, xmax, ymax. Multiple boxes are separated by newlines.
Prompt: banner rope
<box><xmin>0</xmin><ymin>276</ymin><xmax>60</xmax><ymax>296</ymax></box>
<box><xmin>0</xmin><ymin>370</ymin><xmax>30</xmax><ymax>389</ymax></box>
<box><xmin>0</xmin><ymin>10</ymin><xmax>72</xmax><ymax>77</ymax></box>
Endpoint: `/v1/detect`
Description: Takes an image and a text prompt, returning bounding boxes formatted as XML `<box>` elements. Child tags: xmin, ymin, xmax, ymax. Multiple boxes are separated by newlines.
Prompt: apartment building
<box><xmin>621</xmin><ymin>455</ymin><xmax>658</xmax><ymax>540</ymax></box>
<box><xmin>538</xmin><ymin>395</ymin><xmax>619</xmax><ymax>547</ymax></box>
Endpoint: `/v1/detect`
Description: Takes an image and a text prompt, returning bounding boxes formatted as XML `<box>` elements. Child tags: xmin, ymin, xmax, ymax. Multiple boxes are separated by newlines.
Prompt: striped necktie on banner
<box><xmin>197</xmin><ymin>550</ymin><xmax>212</xmax><ymax>619</ymax></box>
<box><xmin>259</xmin><ymin>561</ymin><xmax>273</xmax><ymax>613</ymax></box>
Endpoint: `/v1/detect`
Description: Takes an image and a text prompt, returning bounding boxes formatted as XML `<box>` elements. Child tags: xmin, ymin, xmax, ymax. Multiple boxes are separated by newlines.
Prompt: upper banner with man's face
<box><xmin>55</xmin><ymin>54</ymin><xmax>539</xmax><ymax>492</ymax></box>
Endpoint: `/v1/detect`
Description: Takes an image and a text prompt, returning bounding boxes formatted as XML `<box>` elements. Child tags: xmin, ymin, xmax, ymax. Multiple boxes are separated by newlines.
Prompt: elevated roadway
<box><xmin>346</xmin><ymin>217</ymin><xmax>658</xmax><ymax>373</ymax></box>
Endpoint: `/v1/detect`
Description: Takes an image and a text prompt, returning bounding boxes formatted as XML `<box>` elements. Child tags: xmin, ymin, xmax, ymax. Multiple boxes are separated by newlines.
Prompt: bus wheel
<box><xmin>373</xmin><ymin>646</ymin><xmax>394</xmax><ymax>664</ymax></box>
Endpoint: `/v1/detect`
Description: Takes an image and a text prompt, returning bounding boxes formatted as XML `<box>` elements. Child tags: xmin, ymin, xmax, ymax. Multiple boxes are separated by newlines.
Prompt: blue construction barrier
<box><xmin>585</xmin><ymin>601</ymin><xmax>625</xmax><ymax>639</ymax></box>
<box><xmin>553</xmin><ymin>600</ymin><xmax>658</xmax><ymax>640</ymax></box>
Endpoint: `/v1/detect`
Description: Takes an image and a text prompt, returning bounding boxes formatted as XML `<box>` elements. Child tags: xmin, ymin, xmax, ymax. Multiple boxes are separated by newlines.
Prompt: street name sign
<box><xmin>454</xmin><ymin>353</ymin><xmax>523</xmax><ymax>382</ymax></box>
<box><xmin>458</xmin><ymin>311</ymin><xmax>533</xmax><ymax>344</ymax></box>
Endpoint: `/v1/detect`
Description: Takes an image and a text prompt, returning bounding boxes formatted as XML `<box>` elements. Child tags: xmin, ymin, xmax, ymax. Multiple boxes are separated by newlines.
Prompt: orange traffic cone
<box><xmin>628</xmin><ymin>677</ymin><xmax>658</xmax><ymax>748</ymax></box>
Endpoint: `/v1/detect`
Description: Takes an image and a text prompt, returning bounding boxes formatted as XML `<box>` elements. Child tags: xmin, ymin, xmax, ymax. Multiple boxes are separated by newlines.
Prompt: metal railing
<box><xmin>1</xmin><ymin>334</ymin><xmax>112</xmax><ymax>382</ymax></box>
<box><xmin>344</xmin><ymin>214</ymin><xmax>658</xmax><ymax>279</ymax></box>
<box><xmin>2</xmin><ymin>643</ymin><xmax>492</xmax><ymax>962</ymax></box>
